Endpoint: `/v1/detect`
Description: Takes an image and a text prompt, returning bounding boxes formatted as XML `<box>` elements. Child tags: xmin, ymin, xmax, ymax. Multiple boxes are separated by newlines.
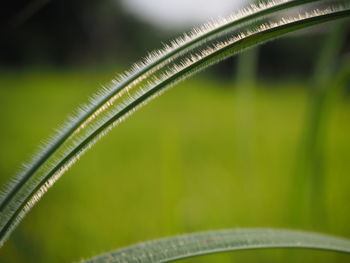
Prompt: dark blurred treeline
<box><xmin>0</xmin><ymin>0</ymin><xmax>165</xmax><ymax>66</ymax></box>
<box><xmin>1</xmin><ymin>0</ymin><xmax>349</xmax><ymax>80</ymax></box>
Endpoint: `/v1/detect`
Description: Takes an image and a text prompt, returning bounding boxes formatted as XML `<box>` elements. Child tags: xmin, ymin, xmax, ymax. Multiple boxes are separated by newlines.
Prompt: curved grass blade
<box><xmin>81</xmin><ymin>229</ymin><xmax>350</xmax><ymax>263</ymax></box>
<box><xmin>0</xmin><ymin>2</ymin><xmax>349</xmax><ymax>247</ymax></box>
<box><xmin>0</xmin><ymin>0</ymin><xmax>322</xmax><ymax>214</ymax></box>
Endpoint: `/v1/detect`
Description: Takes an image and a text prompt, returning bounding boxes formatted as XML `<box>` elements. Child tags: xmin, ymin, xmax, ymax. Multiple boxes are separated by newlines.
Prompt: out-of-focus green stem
<box><xmin>236</xmin><ymin>48</ymin><xmax>259</xmax><ymax>85</ymax></box>
<box><xmin>235</xmin><ymin>47</ymin><xmax>259</xmax><ymax>176</ymax></box>
<box><xmin>294</xmin><ymin>22</ymin><xmax>347</xmax><ymax>227</ymax></box>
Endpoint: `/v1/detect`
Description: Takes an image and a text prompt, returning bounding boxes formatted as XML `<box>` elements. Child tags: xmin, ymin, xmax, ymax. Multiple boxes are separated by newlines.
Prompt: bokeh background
<box><xmin>0</xmin><ymin>0</ymin><xmax>349</xmax><ymax>262</ymax></box>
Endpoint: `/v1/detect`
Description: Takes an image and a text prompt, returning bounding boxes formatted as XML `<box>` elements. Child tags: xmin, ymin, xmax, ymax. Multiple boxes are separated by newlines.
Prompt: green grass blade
<box><xmin>0</xmin><ymin>2</ymin><xmax>349</xmax><ymax>247</ymax></box>
<box><xmin>306</xmin><ymin>22</ymin><xmax>348</xmax><ymax>217</ymax></box>
<box><xmin>80</xmin><ymin>229</ymin><xmax>350</xmax><ymax>263</ymax></box>
<box><xmin>292</xmin><ymin>21</ymin><xmax>348</xmax><ymax>226</ymax></box>
<box><xmin>0</xmin><ymin>0</ymin><xmax>321</xmax><ymax>214</ymax></box>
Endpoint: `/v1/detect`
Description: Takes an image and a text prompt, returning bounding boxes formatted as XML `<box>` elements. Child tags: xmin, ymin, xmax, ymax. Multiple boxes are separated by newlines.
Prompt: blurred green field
<box><xmin>0</xmin><ymin>69</ymin><xmax>349</xmax><ymax>263</ymax></box>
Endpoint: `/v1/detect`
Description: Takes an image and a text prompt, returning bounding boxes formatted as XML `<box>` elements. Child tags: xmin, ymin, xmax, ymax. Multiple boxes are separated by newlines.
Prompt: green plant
<box><xmin>83</xmin><ymin>229</ymin><xmax>350</xmax><ymax>263</ymax></box>
<box><xmin>0</xmin><ymin>0</ymin><xmax>349</xmax><ymax>262</ymax></box>
<box><xmin>293</xmin><ymin>21</ymin><xmax>348</xmax><ymax>226</ymax></box>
